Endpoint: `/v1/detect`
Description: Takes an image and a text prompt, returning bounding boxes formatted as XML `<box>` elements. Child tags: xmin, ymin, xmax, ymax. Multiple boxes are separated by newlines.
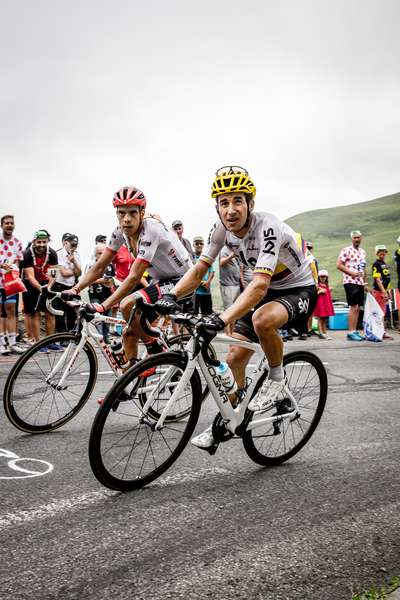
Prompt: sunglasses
<box><xmin>194</xmin><ymin>242</ymin><xmax>204</xmax><ymax>245</ymax></box>
<box><xmin>215</xmin><ymin>166</ymin><xmax>248</xmax><ymax>177</ymax></box>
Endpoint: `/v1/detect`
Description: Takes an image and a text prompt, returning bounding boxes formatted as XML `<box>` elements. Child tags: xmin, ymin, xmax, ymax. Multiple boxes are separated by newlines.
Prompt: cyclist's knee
<box><xmin>252</xmin><ymin>310</ymin><xmax>275</xmax><ymax>333</ymax></box>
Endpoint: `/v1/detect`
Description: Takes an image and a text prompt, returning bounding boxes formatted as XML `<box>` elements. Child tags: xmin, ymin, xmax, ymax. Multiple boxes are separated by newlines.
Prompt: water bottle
<box><xmin>216</xmin><ymin>362</ymin><xmax>237</xmax><ymax>394</ymax></box>
<box><xmin>110</xmin><ymin>339</ymin><xmax>128</xmax><ymax>368</ymax></box>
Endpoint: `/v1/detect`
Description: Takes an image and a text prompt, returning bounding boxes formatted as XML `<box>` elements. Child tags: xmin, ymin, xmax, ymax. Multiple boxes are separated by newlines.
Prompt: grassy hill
<box><xmin>286</xmin><ymin>193</ymin><xmax>400</xmax><ymax>301</ymax></box>
<box><xmin>210</xmin><ymin>192</ymin><xmax>400</xmax><ymax>307</ymax></box>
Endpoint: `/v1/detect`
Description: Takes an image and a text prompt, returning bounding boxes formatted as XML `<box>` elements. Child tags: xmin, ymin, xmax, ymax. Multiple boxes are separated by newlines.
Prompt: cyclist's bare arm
<box><xmin>75</xmin><ymin>248</ymin><xmax>116</xmax><ymax>293</ymax></box>
<box><xmin>101</xmin><ymin>259</ymin><xmax>148</xmax><ymax>311</ymax></box>
<box><xmin>221</xmin><ymin>273</ymin><xmax>270</xmax><ymax>324</ymax></box>
<box><xmin>172</xmin><ymin>259</ymin><xmax>210</xmax><ymax>298</ymax></box>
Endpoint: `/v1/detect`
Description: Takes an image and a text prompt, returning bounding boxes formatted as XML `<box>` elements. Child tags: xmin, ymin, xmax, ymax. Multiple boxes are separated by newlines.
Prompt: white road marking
<box><xmin>0</xmin><ymin>490</ymin><xmax>116</xmax><ymax>531</ymax></box>
<box><xmin>0</xmin><ymin>448</ymin><xmax>53</xmax><ymax>480</ymax></box>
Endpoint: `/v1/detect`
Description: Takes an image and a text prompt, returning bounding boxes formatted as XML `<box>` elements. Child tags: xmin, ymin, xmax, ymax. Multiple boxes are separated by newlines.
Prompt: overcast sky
<box><xmin>1</xmin><ymin>0</ymin><xmax>400</xmax><ymax>262</ymax></box>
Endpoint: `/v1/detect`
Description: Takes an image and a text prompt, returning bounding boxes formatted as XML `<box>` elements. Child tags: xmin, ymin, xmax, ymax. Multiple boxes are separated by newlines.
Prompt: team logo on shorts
<box><xmin>298</xmin><ymin>298</ymin><xmax>309</xmax><ymax>314</ymax></box>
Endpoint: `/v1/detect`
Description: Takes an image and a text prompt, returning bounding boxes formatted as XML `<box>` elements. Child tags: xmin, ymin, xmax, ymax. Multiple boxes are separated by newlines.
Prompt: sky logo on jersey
<box><xmin>298</xmin><ymin>297</ymin><xmax>309</xmax><ymax>314</ymax></box>
<box><xmin>262</xmin><ymin>228</ymin><xmax>277</xmax><ymax>255</ymax></box>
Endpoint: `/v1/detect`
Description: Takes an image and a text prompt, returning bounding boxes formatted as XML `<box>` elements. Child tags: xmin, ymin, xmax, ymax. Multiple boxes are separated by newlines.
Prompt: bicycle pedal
<box><xmin>204</xmin><ymin>443</ymin><xmax>219</xmax><ymax>456</ymax></box>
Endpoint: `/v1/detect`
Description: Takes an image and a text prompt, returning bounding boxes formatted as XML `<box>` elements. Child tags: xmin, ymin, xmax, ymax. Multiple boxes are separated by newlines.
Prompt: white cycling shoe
<box><xmin>248</xmin><ymin>377</ymin><xmax>288</xmax><ymax>412</ymax></box>
<box><xmin>190</xmin><ymin>425</ymin><xmax>216</xmax><ymax>449</ymax></box>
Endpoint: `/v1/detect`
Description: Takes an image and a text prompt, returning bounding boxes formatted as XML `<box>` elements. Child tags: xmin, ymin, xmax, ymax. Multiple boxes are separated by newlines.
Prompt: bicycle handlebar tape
<box><xmin>197</xmin><ymin>324</ymin><xmax>220</xmax><ymax>367</ymax></box>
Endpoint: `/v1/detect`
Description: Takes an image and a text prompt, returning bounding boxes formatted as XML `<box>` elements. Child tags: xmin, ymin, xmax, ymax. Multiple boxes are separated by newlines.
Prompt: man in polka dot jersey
<box><xmin>337</xmin><ymin>230</ymin><xmax>368</xmax><ymax>341</ymax></box>
<box><xmin>0</xmin><ymin>215</ymin><xmax>24</xmax><ymax>354</ymax></box>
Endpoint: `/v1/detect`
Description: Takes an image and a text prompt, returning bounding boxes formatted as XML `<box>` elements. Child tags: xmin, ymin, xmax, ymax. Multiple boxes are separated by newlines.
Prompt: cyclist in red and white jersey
<box><xmin>155</xmin><ymin>166</ymin><xmax>317</xmax><ymax>450</ymax></box>
<box><xmin>70</xmin><ymin>187</ymin><xmax>191</xmax><ymax>361</ymax></box>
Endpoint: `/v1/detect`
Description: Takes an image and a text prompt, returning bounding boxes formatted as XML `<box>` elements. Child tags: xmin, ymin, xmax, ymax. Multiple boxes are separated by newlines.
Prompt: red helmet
<box><xmin>113</xmin><ymin>186</ymin><xmax>147</xmax><ymax>208</ymax></box>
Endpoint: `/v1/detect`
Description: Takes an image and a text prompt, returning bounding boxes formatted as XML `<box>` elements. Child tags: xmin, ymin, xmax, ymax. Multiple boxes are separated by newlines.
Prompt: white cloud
<box><xmin>1</xmin><ymin>0</ymin><xmax>400</xmax><ymax>262</ymax></box>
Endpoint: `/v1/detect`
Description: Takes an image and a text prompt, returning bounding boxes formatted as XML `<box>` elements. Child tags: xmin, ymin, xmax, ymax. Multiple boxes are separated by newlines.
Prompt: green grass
<box><xmin>286</xmin><ymin>192</ymin><xmax>400</xmax><ymax>301</ymax></box>
<box><xmin>352</xmin><ymin>576</ymin><xmax>400</xmax><ymax>599</ymax></box>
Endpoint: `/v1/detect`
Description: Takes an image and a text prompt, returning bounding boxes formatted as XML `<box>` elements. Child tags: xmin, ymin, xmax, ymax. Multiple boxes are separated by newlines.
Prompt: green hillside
<box><xmin>286</xmin><ymin>193</ymin><xmax>400</xmax><ymax>301</ymax></box>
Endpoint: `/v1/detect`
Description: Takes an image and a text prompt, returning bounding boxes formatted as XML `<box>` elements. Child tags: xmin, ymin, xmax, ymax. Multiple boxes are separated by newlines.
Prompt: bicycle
<box><xmin>3</xmin><ymin>288</ymin><xmax>191</xmax><ymax>434</ymax></box>
<box><xmin>89</xmin><ymin>299</ymin><xmax>328</xmax><ymax>491</ymax></box>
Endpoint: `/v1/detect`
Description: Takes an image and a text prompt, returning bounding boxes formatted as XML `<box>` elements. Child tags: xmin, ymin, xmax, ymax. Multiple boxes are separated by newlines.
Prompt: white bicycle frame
<box><xmin>140</xmin><ymin>333</ymin><xmax>300</xmax><ymax>435</ymax></box>
<box><xmin>44</xmin><ymin>313</ymin><xmax>126</xmax><ymax>388</ymax></box>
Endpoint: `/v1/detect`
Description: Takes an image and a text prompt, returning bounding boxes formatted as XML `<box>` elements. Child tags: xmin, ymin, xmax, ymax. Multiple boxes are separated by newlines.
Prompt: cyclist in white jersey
<box><xmin>68</xmin><ymin>186</ymin><xmax>191</xmax><ymax>361</ymax></box>
<box><xmin>154</xmin><ymin>166</ymin><xmax>317</xmax><ymax>450</ymax></box>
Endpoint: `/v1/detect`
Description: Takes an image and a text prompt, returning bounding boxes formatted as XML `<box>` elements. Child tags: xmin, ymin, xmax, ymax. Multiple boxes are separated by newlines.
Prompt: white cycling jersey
<box><xmin>202</xmin><ymin>212</ymin><xmax>316</xmax><ymax>290</ymax></box>
<box><xmin>107</xmin><ymin>217</ymin><xmax>190</xmax><ymax>281</ymax></box>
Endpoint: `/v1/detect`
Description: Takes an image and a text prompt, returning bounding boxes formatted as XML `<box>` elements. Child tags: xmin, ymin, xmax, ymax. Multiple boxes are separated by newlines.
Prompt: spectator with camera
<box><xmin>54</xmin><ymin>233</ymin><xmax>82</xmax><ymax>333</ymax></box>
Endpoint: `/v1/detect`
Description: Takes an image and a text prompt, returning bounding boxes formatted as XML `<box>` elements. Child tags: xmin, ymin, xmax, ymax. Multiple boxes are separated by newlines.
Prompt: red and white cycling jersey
<box><xmin>107</xmin><ymin>217</ymin><xmax>190</xmax><ymax>282</ymax></box>
<box><xmin>202</xmin><ymin>212</ymin><xmax>315</xmax><ymax>290</ymax></box>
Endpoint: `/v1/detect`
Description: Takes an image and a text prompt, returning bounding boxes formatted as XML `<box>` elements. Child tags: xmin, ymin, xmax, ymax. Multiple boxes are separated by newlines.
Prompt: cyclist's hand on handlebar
<box><xmin>81</xmin><ymin>302</ymin><xmax>105</xmax><ymax>321</ymax></box>
<box><xmin>203</xmin><ymin>314</ymin><xmax>226</xmax><ymax>332</ymax></box>
<box><xmin>61</xmin><ymin>289</ymin><xmax>81</xmax><ymax>301</ymax></box>
<box><xmin>154</xmin><ymin>293</ymin><xmax>180</xmax><ymax>315</ymax></box>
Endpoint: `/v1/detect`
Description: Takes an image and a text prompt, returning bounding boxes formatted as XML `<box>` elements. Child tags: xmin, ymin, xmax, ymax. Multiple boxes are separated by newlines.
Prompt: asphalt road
<box><xmin>1</xmin><ymin>332</ymin><xmax>399</xmax><ymax>600</ymax></box>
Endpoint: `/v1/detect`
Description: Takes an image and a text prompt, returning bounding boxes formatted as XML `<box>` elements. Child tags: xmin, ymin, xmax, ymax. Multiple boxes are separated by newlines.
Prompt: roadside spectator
<box><xmin>372</xmin><ymin>244</ymin><xmax>393</xmax><ymax>340</ymax></box>
<box><xmin>305</xmin><ymin>241</ymin><xmax>319</xmax><ymax>335</ymax></box>
<box><xmin>394</xmin><ymin>235</ymin><xmax>400</xmax><ymax>290</ymax></box>
<box><xmin>219</xmin><ymin>245</ymin><xmax>240</xmax><ymax>335</ymax></box>
<box><xmin>0</xmin><ymin>215</ymin><xmax>24</xmax><ymax>355</ymax></box>
<box><xmin>54</xmin><ymin>233</ymin><xmax>82</xmax><ymax>332</ymax></box>
<box><xmin>337</xmin><ymin>230</ymin><xmax>367</xmax><ymax>341</ymax></box>
<box><xmin>313</xmin><ymin>269</ymin><xmax>334</xmax><ymax>339</ymax></box>
<box><xmin>95</xmin><ymin>234</ymin><xmax>107</xmax><ymax>245</ymax></box>
<box><xmin>86</xmin><ymin>243</ymin><xmax>115</xmax><ymax>343</ymax></box>
<box><xmin>193</xmin><ymin>236</ymin><xmax>214</xmax><ymax>315</ymax></box>
<box><xmin>172</xmin><ymin>220</ymin><xmax>194</xmax><ymax>261</ymax></box>
<box><xmin>21</xmin><ymin>230</ymin><xmax>60</xmax><ymax>350</ymax></box>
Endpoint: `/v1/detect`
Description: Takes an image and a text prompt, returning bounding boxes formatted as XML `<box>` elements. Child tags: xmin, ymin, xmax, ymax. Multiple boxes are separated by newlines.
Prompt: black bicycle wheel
<box><xmin>243</xmin><ymin>351</ymin><xmax>327</xmax><ymax>466</ymax></box>
<box><xmin>89</xmin><ymin>351</ymin><xmax>202</xmax><ymax>491</ymax></box>
<box><xmin>166</xmin><ymin>333</ymin><xmax>191</xmax><ymax>350</ymax></box>
<box><xmin>3</xmin><ymin>333</ymin><xmax>98</xmax><ymax>433</ymax></box>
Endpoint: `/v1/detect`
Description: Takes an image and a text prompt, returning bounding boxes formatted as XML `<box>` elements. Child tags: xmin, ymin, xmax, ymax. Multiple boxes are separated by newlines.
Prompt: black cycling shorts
<box><xmin>233</xmin><ymin>285</ymin><xmax>317</xmax><ymax>343</ymax></box>
<box><xmin>22</xmin><ymin>282</ymin><xmax>47</xmax><ymax>315</ymax></box>
<box><xmin>344</xmin><ymin>283</ymin><xmax>365</xmax><ymax>307</ymax></box>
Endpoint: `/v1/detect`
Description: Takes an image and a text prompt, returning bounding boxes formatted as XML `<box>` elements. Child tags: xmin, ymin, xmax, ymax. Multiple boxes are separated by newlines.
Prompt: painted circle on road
<box><xmin>0</xmin><ymin>448</ymin><xmax>53</xmax><ymax>479</ymax></box>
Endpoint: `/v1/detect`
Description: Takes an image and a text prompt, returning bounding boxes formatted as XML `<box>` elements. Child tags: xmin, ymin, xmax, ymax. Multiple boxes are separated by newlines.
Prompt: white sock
<box><xmin>269</xmin><ymin>364</ymin><xmax>284</xmax><ymax>382</ymax></box>
<box><xmin>9</xmin><ymin>332</ymin><xmax>16</xmax><ymax>346</ymax></box>
<box><xmin>0</xmin><ymin>333</ymin><xmax>6</xmax><ymax>346</ymax></box>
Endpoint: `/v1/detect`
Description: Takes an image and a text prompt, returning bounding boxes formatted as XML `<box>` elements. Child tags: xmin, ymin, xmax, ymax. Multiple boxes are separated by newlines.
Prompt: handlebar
<box><xmin>39</xmin><ymin>285</ymin><xmax>83</xmax><ymax>317</ymax></box>
<box><xmin>133</xmin><ymin>297</ymin><xmax>221</xmax><ymax>366</ymax></box>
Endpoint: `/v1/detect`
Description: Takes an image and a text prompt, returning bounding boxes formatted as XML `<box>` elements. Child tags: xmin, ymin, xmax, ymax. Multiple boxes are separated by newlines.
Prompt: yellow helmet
<box><xmin>211</xmin><ymin>166</ymin><xmax>256</xmax><ymax>198</ymax></box>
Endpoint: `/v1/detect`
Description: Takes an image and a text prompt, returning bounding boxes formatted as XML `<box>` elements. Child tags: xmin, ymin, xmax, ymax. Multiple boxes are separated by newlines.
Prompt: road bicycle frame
<box><xmin>140</xmin><ymin>334</ymin><xmax>300</xmax><ymax>435</ymax></box>
<box><xmin>45</xmin><ymin>314</ymin><xmax>127</xmax><ymax>389</ymax></box>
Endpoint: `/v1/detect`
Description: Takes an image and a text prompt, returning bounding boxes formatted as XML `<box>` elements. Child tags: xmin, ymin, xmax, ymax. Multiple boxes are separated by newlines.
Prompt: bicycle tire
<box><xmin>3</xmin><ymin>332</ymin><xmax>98</xmax><ymax>433</ymax></box>
<box><xmin>89</xmin><ymin>351</ymin><xmax>202</xmax><ymax>491</ymax></box>
<box><xmin>242</xmin><ymin>351</ymin><xmax>327</xmax><ymax>466</ymax></box>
